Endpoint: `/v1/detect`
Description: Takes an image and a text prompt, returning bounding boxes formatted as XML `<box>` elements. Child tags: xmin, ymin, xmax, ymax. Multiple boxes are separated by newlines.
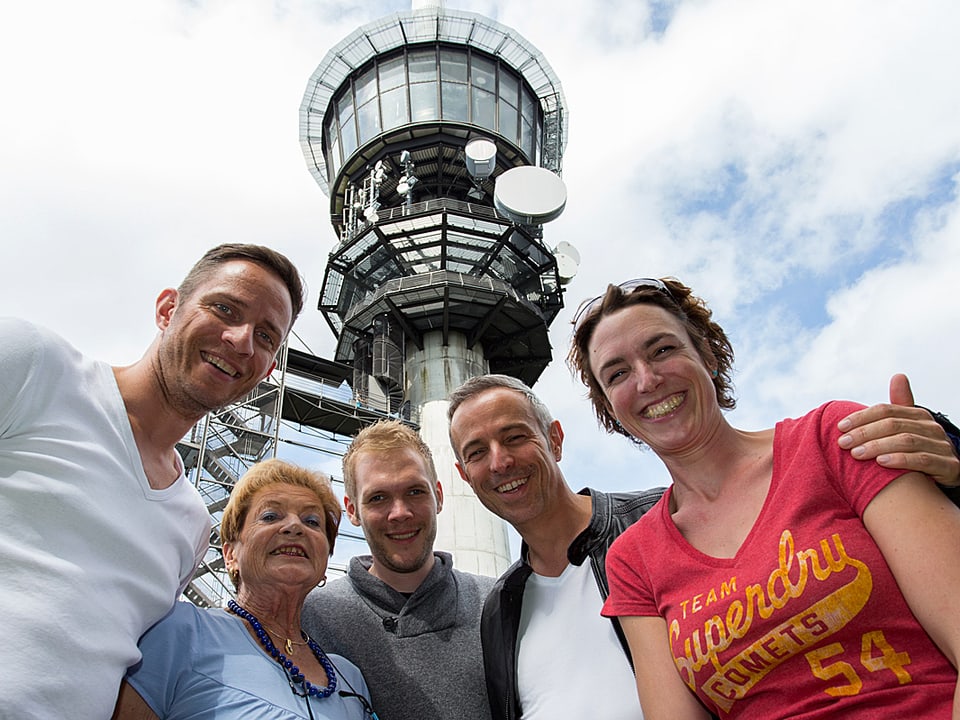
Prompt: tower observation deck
<box><xmin>300</xmin><ymin>3</ymin><xmax>572</xmax><ymax>575</ymax></box>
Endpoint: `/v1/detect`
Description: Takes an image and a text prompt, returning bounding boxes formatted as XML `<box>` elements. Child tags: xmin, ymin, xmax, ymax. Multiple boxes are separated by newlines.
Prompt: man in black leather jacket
<box><xmin>448</xmin><ymin>374</ymin><xmax>960</xmax><ymax>720</ymax></box>
<box><xmin>478</xmin><ymin>486</ymin><xmax>662</xmax><ymax>720</ymax></box>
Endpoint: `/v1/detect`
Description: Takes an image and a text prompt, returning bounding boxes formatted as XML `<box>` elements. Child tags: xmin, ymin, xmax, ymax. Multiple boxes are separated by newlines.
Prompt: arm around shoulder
<box><xmin>836</xmin><ymin>374</ymin><xmax>960</xmax><ymax>488</ymax></box>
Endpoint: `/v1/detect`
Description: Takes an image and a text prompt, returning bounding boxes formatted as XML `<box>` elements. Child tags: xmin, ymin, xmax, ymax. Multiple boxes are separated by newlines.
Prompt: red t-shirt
<box><xmin>604</xmin><ymin>401</ymin><xmax>955</xmax><ymax>718</ymax></box>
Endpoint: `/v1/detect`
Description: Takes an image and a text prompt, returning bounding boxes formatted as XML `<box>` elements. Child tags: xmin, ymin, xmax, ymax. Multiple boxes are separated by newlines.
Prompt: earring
<box><xmin>318</xmin><ymin>576</ymin><xmax>327</xmax><ymax>588</ymax></box>
<box><xmin>711</xmin><ymin>369</ymin><xmax>718</xmax><ymax>378</ymax></box>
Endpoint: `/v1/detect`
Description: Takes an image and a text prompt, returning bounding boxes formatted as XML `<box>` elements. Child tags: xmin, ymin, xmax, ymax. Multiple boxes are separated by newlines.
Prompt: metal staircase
<box><xmin>178</xmin><ymin>344</ymin><xmax>419</xmax><ymax>609</ymax></box>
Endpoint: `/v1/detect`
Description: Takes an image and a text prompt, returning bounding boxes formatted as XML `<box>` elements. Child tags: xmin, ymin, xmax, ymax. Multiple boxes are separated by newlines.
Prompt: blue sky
<box><xmin>2</xmin><ymin>0</ymin><xmax>958</xmax><ymax>563</ymax></box>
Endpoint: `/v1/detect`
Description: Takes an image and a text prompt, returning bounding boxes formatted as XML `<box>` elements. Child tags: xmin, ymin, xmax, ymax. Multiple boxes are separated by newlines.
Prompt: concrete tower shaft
<box><xmin>300</xmin><ymin>5</ymin><xmax>569</xmax><ymax>576</ymax></box>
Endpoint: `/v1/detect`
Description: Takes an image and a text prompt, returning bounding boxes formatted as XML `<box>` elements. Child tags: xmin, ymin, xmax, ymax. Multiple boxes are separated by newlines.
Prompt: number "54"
<box><xmin>805</xmin><ymin>630</ymin><xmax>912</xmax><ymax>696</ymax></box>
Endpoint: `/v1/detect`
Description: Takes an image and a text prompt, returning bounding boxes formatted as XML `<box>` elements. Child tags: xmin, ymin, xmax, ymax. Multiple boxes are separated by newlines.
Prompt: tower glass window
<box><xmin>409</xmin><ymin>48</ymin><xmax>439</xmax><ymax>122</ymax></box>
<box><xmin>470</xmin><ymin>54</ymin><xmax>496</xmax><ymax>130</ymax></box>
<box><xmin>498</xmin><ymin>70</ymin><xmax>519</xmax><ymax>144</ymax></box>
<box><xmin>379</xmin><ymin>55</ymin><xmax>408</xmax><ymax>131</ymax></box>
<box><xmin>440</xmin><ymin>49</ymin><xmax>469</xmax><ymax>122</ymax></box>
<box><xmin>355</xmin><ymin>66</ymin><xmax>381</xmax><ymax>144</ymax></box>
<box><xmin>324</xmin><ymin>44</ymin><xmax>545</xmax><ymax>170</ymax></box>
<box><xmin>520</xmin><ymin>90</ymin><xmax>536</xmax><ymax>161</ymax></box>
<box><xmin>325</xmin><ymin>113</ymin><xmax>342</xmax><ymax>177</ymax></box>
<box><xmin>337</xmin><ymin>91</ymin><xmax>358</xmax><ymax>160</ymax></box>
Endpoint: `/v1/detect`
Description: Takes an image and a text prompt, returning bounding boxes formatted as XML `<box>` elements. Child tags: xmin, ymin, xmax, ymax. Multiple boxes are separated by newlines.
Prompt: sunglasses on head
<box><xmin>572</xmin><ymin>278</ymin><xmax>674</xmax><ymax>331</ymax></box>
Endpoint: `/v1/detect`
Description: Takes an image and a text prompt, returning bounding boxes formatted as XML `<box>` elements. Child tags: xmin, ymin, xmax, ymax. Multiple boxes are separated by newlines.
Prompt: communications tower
<box><xmin>299</xmin><ymin>1</ymin><xmax>575</xmax><ymax>576</ymax></box>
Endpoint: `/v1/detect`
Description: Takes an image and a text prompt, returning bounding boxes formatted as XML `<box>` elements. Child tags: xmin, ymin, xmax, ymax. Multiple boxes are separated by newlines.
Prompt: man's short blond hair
<box><xmin>342</xmin><ymin>420</ymin><xmax>438</xmax><ymax>502</ymax></box>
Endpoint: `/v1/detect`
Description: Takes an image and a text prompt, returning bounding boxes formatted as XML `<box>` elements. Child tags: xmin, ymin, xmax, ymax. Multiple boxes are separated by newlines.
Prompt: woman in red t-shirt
<box><xmin>567</xmin><ymin>278</ymin><xmax>960</xmax><ymax>719</ymax></box>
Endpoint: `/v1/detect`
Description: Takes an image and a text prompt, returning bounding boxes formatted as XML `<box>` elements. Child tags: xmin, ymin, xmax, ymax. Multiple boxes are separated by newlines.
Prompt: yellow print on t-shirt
<box><xmin>669</xmin><ymin>530</ymin><xmax>873</xmax><ymax>712</ymax></box>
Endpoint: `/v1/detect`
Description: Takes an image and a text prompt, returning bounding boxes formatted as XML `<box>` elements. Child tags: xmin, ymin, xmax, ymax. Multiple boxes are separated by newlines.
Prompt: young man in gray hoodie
<box><xmin>303</xmin><ymin>419</ymin><xmax>494</xmax><ymax>720</ymax></box>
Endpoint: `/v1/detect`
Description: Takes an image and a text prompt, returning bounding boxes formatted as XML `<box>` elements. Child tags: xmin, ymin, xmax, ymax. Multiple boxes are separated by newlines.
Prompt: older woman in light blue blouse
<box><xmin>115</xmin><ymin>459</ymin><xmax>377</xmax><ymax>720</ymax></box>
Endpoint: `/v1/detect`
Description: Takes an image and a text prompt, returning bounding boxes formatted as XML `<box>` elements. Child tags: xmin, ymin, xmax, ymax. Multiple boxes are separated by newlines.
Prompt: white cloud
<box><xmin>1</xmin><ymin>0</ymin><xmax>958</xmax><ymax>500</ymax></box>
<box><xmin>752</xmin><ymin>183</ymin><xmax>960</xmax><ymax>419</ymax></box>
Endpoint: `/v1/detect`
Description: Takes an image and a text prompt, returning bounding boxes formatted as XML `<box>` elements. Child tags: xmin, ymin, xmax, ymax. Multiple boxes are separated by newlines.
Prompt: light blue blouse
<box><xmin>127</xmin><ymin>602</ymin><xmax>372</xmax><ymax>719</ymax></box>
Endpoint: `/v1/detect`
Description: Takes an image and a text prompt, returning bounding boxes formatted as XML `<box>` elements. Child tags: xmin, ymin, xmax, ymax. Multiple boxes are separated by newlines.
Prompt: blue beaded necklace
<box><xmin>227</xmin><ymin>599</ymin><xmax>337</xmax><ymax>698</ymax></box>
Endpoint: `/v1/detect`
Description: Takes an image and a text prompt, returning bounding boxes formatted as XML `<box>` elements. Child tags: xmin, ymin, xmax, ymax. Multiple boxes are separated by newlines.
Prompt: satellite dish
<box><xmin>494</xmin><ymin>166</ymin><xmax>567</xmax><ymax>225</ymax></box>
<box><xmin>465</xmin><ymin>138</ymin><xmax>497</xmax><ymax>179</ymax></box>
<box><xmin>553</xmin><ymin>240</ymin><xmax>580</xmax><ymax>284</ymax></box>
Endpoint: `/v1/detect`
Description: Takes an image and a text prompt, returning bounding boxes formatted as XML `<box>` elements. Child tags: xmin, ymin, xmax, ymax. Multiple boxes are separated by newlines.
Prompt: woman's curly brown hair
<box><xmin>567</xmin><ymin>278</ymin><xmax>736</xmax><ymax>441</ymax></box>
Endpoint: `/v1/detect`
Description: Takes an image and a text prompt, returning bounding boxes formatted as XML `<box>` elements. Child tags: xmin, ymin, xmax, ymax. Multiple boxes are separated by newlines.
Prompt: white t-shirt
<box><xmin>0</xmin><ymin>319</ymin><xmax>211</xmax><ymax>720</ymax></box>
<box><xmin>517</xmin><ymin>559</ymin><xmax>642</xmax><ymax>719</ymax></box>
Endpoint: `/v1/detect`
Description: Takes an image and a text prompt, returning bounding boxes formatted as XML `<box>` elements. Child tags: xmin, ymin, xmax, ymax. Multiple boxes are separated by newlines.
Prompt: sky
<box><xmin>3</xmin><ymin>0</ymin><xmax>959</xmax><ymax>561</ymax></box>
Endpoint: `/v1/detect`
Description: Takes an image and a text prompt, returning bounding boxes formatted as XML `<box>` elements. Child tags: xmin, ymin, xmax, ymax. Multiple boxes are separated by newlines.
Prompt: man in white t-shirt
<box><xmin>0</xmin><ymin>243</ymin><xmax>305</xmax><ymax>720</ymax></box>
<box><xmin>447</xmin><ymin>373</ymin><xmax>960</xmax><ymax>720</ymax></box>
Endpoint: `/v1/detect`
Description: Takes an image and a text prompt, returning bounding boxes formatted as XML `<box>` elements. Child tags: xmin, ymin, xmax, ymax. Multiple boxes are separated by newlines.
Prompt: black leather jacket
<box><xmin>479</xmin><ymin>486</ymin><xmax>664</xmax><ymax>720</ymax></box>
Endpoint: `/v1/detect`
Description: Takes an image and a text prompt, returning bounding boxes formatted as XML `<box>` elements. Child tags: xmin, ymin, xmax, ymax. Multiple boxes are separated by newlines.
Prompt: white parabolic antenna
<box><xmin>465</xmin><ymin>138</ymin><xmax>497</xmax><ymax>179</ymax></box>
<box><xmin>554</xmin><ymin>240</ymin><xmax>580</xmax><ymax>284</ymax></box>
<box><xmin>494</xmin><ymin>166</ymin><xmax>567</xmax><ymax>225</ymax></box>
